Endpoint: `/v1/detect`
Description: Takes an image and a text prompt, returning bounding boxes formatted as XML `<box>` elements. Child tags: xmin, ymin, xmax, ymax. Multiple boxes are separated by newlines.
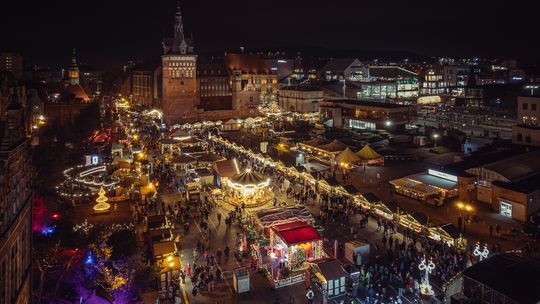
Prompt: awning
<box><xmin>409</xmin><ymin>174</ymin><xmax>457</xmax><ymax>190</ymax></box>
<box><xmin>389</xmin><ymin>178</ymin><xmax>439</xmax><ymax>195</ymax></box>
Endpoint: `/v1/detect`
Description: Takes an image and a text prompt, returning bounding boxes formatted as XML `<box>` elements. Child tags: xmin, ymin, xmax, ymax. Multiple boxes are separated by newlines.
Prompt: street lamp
<box><xmin>432</xmin><ymin>133</ymin><xmax>439</xmax><ymax>147</ymax></box>
<box><xmin>385</xmin><ymin>120</ymin><xmax>392</xmax><ymax>127</ymax></box>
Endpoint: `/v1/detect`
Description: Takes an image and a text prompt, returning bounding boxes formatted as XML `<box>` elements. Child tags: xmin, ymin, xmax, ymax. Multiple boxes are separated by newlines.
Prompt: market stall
<box><xmin>266</xmin><ymin>220</ymin><xmax>325</xmax><ymax>288</ymax></box>
<box><xmin>311</xmin><ymin>259</ymin><xmax>349</xmax><ymax>301</ymax></box>
<box><xmin>373</xmin><ymin>200</ymin><xmax>400</xmax><ymax>221</ymax></box>
<box><xmin>428</xmin><ymin>223</ymin><xmax>466</xmax><ymax>249</ymax></box>
<box><xmin>356</xmin><ymin>144</ymin><xmax>384</xmax><ymax>166</ymax></box>
<box><xmin>399</xmin><ymin>212</ymin><xmax>429</xmax><ymax>233</ymax></box>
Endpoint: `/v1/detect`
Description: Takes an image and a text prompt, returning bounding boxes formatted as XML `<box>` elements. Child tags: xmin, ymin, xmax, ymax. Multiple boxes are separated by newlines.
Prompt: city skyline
<box><xmin>2</xmin><ymin>0</ymin><xmax>539</xmax><ymax>66</ymax></box>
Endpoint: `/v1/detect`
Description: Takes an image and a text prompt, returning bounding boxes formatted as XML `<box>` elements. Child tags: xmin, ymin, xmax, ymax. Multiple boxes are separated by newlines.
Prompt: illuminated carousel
<box><xmin>225</xmin><ymin>169</ymin><xmax>273</xmax><ymax>208</ymax></box>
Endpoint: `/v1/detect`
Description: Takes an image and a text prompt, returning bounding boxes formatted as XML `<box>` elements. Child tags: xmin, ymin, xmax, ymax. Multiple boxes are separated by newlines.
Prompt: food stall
<box><xmin>428</xmin><ymin>223</ymin><xmax>467</xmax><ymax>249</ymax></box>
<box><xmin>373</xmin><ymin>200</ymin><xmax>400</xmax><ymax>221</ymax></box>
<box><xmin>399</xmin><ymin>212</ymin><xmax>429</xmax><ymax>233</ymax></box>
<box><xmin>311</xmin><ymin>259</ymin><xmax>349</xmax><ymax>303</ymax></box>
<box><xmin>265</xmin><ymin>220</ymin><xmax>325</xmax><ymax>288</ymax></box>
<box><xmin>357</xmin><ymin>192</ymin><xmax>381</xmax><ymax>210</ymax></box>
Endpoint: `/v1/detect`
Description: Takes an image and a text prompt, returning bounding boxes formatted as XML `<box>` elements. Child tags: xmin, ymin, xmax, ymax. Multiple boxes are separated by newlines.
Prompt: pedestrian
<box><xmin>495</xmin><ymin>224</ymin><xmax>501</xmax><ymax>237</ymax></box>
<box><xmin>217</xmin><ymin>212</ymin><xmax>222</xmax><ymax>225</ymax></box>
<box><xmin>489</xmin><ymin>225</ymin><xmax>493</xmax><ymax>237</ymax></box>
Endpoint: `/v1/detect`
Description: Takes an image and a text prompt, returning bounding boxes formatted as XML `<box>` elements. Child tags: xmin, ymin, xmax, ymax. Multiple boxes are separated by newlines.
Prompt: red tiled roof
<box><xmin>272</xmin><ymin>221</ymin><xmax>321</xmax><ymax>246</ymax></box>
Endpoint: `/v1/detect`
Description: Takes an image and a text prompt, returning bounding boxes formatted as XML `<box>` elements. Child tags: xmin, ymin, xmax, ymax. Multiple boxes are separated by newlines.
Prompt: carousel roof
<box><xmin>196</xmin><ymin>153</ymin><xmax>224</xmax><ymax>163</ymax></box>
<box><xmin>272</xmin><ymin>220</ymin><xmax>322</xmax><ymax>246</ymax></box>
<box><xmin>172</xmin><ymin>154</ymin><xmax>197</xmax><ymax>164</ymax></box>
<box><xmin>336</xmin><ymin>147</ymin><xmax>360</xmax><ymax>164</ymax></box>
<box><xmin>318</xmin><ymin>139</ymin><xmax>348</xmax><ymax>152</ymax></box>
<box><xmin>229</xmin><ymin>170</ymin><xmax>267</xmax><ymax>185</ymax></box>
<box><xmin>356</xmin><ymin>144</ymin><xmax>383</xmax><ymax>161</ymax></box>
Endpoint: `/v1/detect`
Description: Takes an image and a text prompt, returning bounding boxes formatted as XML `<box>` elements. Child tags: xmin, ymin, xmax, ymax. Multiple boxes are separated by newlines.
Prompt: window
<box><xmin>523</xmin><ymin>103</ymin><xmax>528</xmax><ymax>110</ymax></box>
<box><xmin>532</xmin><ymin>104</ymin><xmax>537</xmax><ymax>111</ymax></box>
<box><xmin>526</xmin><ymin>135</ymin><xmax>531</xmax><ymax>143</ymax></box>
<box><xmin>517</xmin><ymin>133</ymin><xmax>523</xmax><ymax>142</ymax></box>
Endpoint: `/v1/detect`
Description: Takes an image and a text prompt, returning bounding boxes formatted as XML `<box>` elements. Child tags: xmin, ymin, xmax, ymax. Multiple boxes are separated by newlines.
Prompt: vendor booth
<box><xmin>356</xmin><ymin>144</ymin><xmax>384</xmax><ymax>166</ymax></box>
<box><xmin>213</xmin><ymin>159</ymin><xmax>240</xmax><ymax>187</ymax></box>
<box><xmin>311</xmin><ymin>259</ymin><xmax>349</xmax><ymax>301</ymax></box>
<box><xmin>389</xmin><ymin>171</ymin><xmax>458</xmax><ymax>205</ymax></box>
<box><xmin>373</xmin><ymin>200</ymin><xmax>400</xmax><ymax>221</ymax></box>
<box><xmin>358</xmin><ymin>192</ymin><xmax>381</xmax><ymax>209</ymax></box>
<box><xmin>265</xmin><ymin>220</ymin><xmax>325</xmax><ymax>288</ymax></box>
<box><xmin>399</xmin><ymin>212</ymin><xmax>429</xmax><ymax>233</ymax></box>
<box><xmin>428</xmin><ymin>223</ymin><xmax>467</xmax><ymax>249</ymax></box>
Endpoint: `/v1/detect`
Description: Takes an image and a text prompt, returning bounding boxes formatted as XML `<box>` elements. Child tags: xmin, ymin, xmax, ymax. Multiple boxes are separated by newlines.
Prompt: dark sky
<box><xmin>1</xmin><ymin>0</ymin><xmax>538</xmax><ymax>68</ymax></box>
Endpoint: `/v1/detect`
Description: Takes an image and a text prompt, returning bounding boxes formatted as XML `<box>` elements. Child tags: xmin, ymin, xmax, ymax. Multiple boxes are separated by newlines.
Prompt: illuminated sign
<box><xmin>428</xmin><ymin>169</ymin><xmax>457</xmax><ymax>182</ymax></box>
<box><xmin>91</xmin><ymin>155</ymin><xmax>99</xmax><ymax>165</ymax></box>
<box><xmin>417</xmin><ymin>96</ymin><xmax>441</xmax><ymax>104</ymax></box>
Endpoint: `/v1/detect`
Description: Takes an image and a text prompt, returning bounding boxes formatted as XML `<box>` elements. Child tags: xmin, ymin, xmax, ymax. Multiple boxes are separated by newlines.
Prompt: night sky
<box><xmin>2</xmin><ymin>0</ymin><xmax>538</xmax><ymax>67</ymax></box>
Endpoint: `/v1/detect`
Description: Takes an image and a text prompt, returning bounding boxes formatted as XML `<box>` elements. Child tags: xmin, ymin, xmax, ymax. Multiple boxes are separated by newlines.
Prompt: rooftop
<box><xmin>272</xmin><ymin>220</ymin><xmax>322</xmax><ymax>246</ymax></box>
<box><xmin>367</xmin><ymin>65</ymin><xmax>418</xmax><ymax>79</ymax></box>
<box><xmin>224</xmin><ymin>53</ymin><xmax>272</xmax><ymax>74</ymax></box>
<box><xmin>463</xmin><ymin>253</ymin><xmax>540</xmax><ymax>304</ymax></box>
<box><xmin>320</xmin><ymin>58</ymin><xmax>361</xmax><ymax>72</ymax></box>
<box><xmin>321</xmin><ymin>99</ymin><xmax>408</xmax><ymax>109</ymax></box>
<box><xmin>483</xmin><ymin>149</ymin><xmax>540</xmax><ymax>182</ymax></box>
<box><xmin>280</xmin><ymin>85</ymin><xmax>323</xmax><ymax>92</ymax></box>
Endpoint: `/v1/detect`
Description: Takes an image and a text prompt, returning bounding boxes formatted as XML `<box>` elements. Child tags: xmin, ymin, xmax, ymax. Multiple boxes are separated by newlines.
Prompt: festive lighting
<box><xmin>473</xmin><ymin>242</ymin><xmax>489</xmax><ymax>261</ymax></box>
<box><xmin>41</xmin><ymin>226</ymin><xmax>56</xmax><ymax>236</ymax></box>
<box><xmin>93</xmin><ymin>187</ymin><xmax>111</xmax><ymax>214</ymax></box>
<box><xmin>418</xmin><ymin>256</ymin><xmax>435</xmax><ymax>296</ymax></box>
<box><xmin>51</xmin><ymin>213</ymin><xmax>60</xmax><ymax>220</ymax></box>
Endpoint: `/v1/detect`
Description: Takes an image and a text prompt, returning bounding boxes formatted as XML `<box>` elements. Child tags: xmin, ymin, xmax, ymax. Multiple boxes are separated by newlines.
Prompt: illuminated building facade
<box><xmin>278</xmin><ymin>85</ymin><xmax>323</xmax><ymax>113</ymax></box>
<box><xmin>319</xmin><ymin>99</ymin><xmax>410</xmax><ymax>130</ymax></box>
<box><xmin>358</xmin><ymin>66</ymin><xmax>418</xmax><ymax>102</ymax></box>
<box><xmin>160</xmin><ymin>5</ymin><xmax>276</xmax><ymax>124</ymax></box>
<box><xmin>0</xmin><ymin>52</ymin><xmax>23</xmax><ymax>79</ymax></box>
<box><xmin>419</xmin><ymin>65</ymin><xmax>448</xmax><ymax>96</ymax></box>
<box><xmin>512</xmin><ymin>93</ymin><xmax>540</xmax><ymax>147</ymax></box>
<box><xmin>0</xmin><ymin>95</ymin><xmax>33</xmax><ymax>304</ymax></box>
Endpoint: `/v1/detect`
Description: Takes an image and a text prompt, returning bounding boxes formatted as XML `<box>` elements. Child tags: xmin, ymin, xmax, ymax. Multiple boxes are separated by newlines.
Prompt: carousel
<box><xmin>225</xmin><ymin>169</ymin><xmax>273</xmax><ymax>208</ymax></box>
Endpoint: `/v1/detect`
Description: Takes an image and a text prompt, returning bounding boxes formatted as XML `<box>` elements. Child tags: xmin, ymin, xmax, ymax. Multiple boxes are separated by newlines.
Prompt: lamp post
<box><xmin>432</xmin><ymin>133</ymin><xmax>439</xmax><ymax>147</ymax></box>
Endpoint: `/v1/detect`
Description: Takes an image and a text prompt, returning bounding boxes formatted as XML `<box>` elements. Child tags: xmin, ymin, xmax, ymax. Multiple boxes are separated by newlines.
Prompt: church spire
<box><xmin>68</xmin><ymin>48</ymin><xmax>80</xmax><ymax>85</ymax></box>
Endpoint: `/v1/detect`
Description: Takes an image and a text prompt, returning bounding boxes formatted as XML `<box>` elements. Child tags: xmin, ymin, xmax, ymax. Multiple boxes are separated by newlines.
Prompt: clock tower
<box><xmin>162</xmin><ymin>2</ymin><xmax>198</xmax><ymax>124</ymax></box>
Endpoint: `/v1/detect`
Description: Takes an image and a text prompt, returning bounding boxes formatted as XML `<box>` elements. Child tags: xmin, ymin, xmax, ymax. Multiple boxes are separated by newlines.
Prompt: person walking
<box><xmin>488</xmin><ymin>225</ymin><xmax>493</xmax><ymax>238</ymax></box>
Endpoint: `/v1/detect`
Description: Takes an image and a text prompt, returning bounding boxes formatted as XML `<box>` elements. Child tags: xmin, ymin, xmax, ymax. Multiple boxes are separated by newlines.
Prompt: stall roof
<box><xmin>149</xmin><ymin>228</ymin><xmax>172</xmax><ymax>242</ymax></box>
<box><xmin>463</xmin><ymin>253</ymin><xmax>540</xmax><ymax>304</ymax></box>
<box><xmin>342</xmin><ymin>185</ymin><xmax>360</xmax><ymax>195</ymax></box>
<box><xmin>389</xmin><ymin>178</ymin><xmax>438</xmax><ymax>195</ymax></box>
<box><xmin>409</xmin><ymin>212</ymin><xmax>429</xmax><ymax>226</ymax></box>
<box><xmin>409</xmin><ymin>174</ymin><xmax>457</xmax><ymax>190</ymax></box>
<box><xmin>152</xmin><ymin>240</ymin><xmax>176</xmax><ymax>257</ymax></box>
<box><xmin>147</xmin><ymin>214</ymin><xmax>166</xmax><ymax>229</ymax></box>
<box><xmin>214</xmin><ymin>159</ymin><xmax>240</xmax><ymax>177</ymax></box>
<box><xmin>361</xmin><ymin>192</ymin><xmax>381</xmax><ymax>204</ymax></box>
<box><xmin>316</xmin><ymin>259</ymin><xmax>349</xmax><ymax>281</ymax></box>
<box><xmin>272</xmin><ymin>220</ymin><xmax>322</xmax><ymax>246</ymax></box>
<box><xmin>382</xmin><ymin>201</ymin><xmax>400</xmax><ymax>213</ymax></box>
<box><xmin>440</xmin><ymin>223</ymin><xmax>461</xmax><ymax>239</ymax></box>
